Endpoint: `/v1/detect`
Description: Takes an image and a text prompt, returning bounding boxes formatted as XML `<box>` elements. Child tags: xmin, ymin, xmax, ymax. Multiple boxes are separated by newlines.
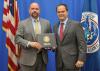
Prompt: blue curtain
<box><xmin>0</xmin><ymin>0</ymin><xmax>8</xmax><ymax>71</ymax></box>
<box><xmin>0</xmin><ymin>0</ymin><xmax>100</xmax><ymax>71</ymax></box>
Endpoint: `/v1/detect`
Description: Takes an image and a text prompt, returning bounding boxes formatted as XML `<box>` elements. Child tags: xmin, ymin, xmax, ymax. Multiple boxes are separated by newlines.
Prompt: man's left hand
<box><xmin>75</xmin><ymin>60</ymin><xmax>84</xmax><ymax>68</ymax></box>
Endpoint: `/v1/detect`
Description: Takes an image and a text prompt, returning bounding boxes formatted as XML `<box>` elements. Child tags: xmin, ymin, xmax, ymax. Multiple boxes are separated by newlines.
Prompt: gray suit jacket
<box><xmin>53</xmin><ymin>19</ymin><xmax>87</xmax><ymax>69</ymax></box>
<box><xmin>15</xmin><ymin>17</ymin><xmax>51</xmax><ymax>66</ymax></box>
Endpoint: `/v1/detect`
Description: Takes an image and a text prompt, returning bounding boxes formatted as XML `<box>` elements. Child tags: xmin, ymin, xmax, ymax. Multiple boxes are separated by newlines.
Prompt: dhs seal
<box><xmin>43</xmin><ymin>36</ymin><xmax>51</xmax><ymax>46</ymax></box>
<box><xmin>81</xmin><ymin>12</ymin><xmax>99</xmax><ymax>53</ymax></box>
<box><xmin>43</xmin><ymin>36</ymin><xmax>50</xmax><ymax>43</ymax></box>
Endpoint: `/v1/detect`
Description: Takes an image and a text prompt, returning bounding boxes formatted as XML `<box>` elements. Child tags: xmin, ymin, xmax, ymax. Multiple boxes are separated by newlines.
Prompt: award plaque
<box><xmin>37</xmin><ymin>33</ymin><xmax>57</xmax><ymax>49</ymax></box>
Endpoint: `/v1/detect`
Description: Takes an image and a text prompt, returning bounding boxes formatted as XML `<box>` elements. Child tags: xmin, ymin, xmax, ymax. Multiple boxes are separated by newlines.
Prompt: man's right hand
<box><xmin>29</xmin><ymin>42</ymin><xmax>42</xmax><ymax>50</ymax></box>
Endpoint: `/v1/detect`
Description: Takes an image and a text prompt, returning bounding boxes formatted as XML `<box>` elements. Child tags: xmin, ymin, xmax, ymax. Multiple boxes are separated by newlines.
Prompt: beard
<box><xmin>31</xmin><ymin>11</ymin><xmax>39</xmax><ymax>18</ymax></box>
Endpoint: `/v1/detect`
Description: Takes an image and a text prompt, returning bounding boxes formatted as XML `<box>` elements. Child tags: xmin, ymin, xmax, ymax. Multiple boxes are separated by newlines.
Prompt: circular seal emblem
<box><xmin>43</xmin><ymin>36</ymin><xmax>50</xmax><ymax>43</ymax></box>
<box><xmin>81</xmin><ymin>12</ymin><xmax>99</xmax><ymax>53</ymax></box>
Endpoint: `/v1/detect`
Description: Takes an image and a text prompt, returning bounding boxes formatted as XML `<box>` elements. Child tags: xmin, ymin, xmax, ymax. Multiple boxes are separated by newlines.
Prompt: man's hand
<box><xmin>75</xmin><ymin>60</ymin><xmax>84</xmax><ymax>68</ymax></box>
<box><xmin>29</xmin><ymin>42</ymin><xmax>42</xmax><ymax>50</ymax></box>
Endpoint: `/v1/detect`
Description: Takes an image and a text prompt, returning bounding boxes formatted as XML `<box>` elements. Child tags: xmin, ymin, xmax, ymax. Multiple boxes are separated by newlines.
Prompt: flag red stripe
<box><xmin>2</xmin><ymin>21</ymin><xmax>8</xmax><ymax>29</ymax></box>
<box><xmin>3</xmin><ymin>8</ymin><xmax>9</xmax><ymax>15</ymax></box>
<box><xmin>15</xmin><ymin>12</ymin><xmax>19</xmax><ymax>31</ymax></box>
<box><xmin>6</xmin><ymin>37</ymin><xmax>16</xmax><ymax>55</ymax></box>
<box><xmin>8</xmin><ymin>20</ymin><xmax>16</xmax><ymax>35</ymax></box>
<box><xmin>8</xmin><ymin>57</ymin><xmax>18</xmax><ymax>71</ymax></box>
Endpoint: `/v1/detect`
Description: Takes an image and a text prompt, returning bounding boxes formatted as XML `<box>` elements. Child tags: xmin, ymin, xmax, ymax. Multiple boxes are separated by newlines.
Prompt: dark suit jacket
<box><xmin>15</xmin><ymin>17</ymin><xmax>51</xmax><ymax>66</ymax></box>
<box><xmin>53</xmin><ymin>19</ymin><xmax>87</xmax><ymax>69</ymax></box>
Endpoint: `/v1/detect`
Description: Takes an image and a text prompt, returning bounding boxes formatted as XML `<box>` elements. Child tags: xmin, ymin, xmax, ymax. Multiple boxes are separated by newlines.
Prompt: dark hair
<box><xmin>56</xmin><ymin>4</ymin><xmax>68</xmax><ymax>12</ymax></box>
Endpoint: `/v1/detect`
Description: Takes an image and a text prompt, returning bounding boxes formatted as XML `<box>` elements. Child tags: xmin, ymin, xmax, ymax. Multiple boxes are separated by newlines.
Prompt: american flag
<box><xmin>2</xmin><ymin>0</ymin><xmax>19</xmax><ymax>71</ymax></box>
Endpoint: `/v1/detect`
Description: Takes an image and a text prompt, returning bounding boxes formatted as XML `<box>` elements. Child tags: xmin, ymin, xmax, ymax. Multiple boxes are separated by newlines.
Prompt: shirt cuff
<box><xmin>27</xmin><ymin>41</ymin><xmax>31</xmax><ymax>47</ymax></box>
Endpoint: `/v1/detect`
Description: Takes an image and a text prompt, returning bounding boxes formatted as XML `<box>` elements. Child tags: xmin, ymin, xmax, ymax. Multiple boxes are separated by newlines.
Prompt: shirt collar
<box><xmin>60</xmin><ymin>18</ymin><xmax>68</xmax><ymax>25</ymax></box>
<box><xmin>31</xmin><ymin>17</ymin><xmax>39</xmax><ymax>22</ymax></box>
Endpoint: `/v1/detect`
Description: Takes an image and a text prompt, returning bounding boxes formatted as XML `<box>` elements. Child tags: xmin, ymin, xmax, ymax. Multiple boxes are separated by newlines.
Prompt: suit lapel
<box><xmin>28</xmin><ymin>18</ymin><xmax>35</xmax><ymax>38</ymax></box>
<box><xmin>55</xmin><ymin>22</ymin><xmax>61</xmax><ymax>43</ymax></box>
<box><xmin>40</xmin><ymin>18</ymin><xmax>44</xmax><ymax>33</ymax></box>
<box><xmin>40</xmin><ymin>18</ymin><xmax>49</xmax><ymax>33</ymax></box>
<box><xmin>62</xmin><ymin>19</ymin><xmax>71</xmax><ymax>41</ymax></box>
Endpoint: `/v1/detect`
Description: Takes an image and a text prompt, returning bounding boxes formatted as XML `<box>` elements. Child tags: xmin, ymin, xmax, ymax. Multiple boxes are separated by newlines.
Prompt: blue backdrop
<box><xmin>0</xmin><ymin>0</ymin><xmax>8</xmax><ymax>71</ymax></box>
<box><xmin>0</xmin><ymin>0</ymin><xmax>100</xmax><ymax>71</ymax></box>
